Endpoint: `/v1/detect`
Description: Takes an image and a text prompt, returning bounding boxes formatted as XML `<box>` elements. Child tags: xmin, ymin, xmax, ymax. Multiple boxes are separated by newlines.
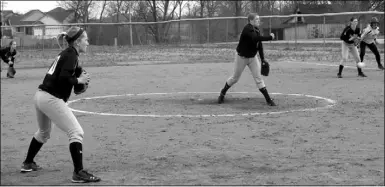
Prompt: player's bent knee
<box><xmin>68</xmin><ymin>128</ymin><xmax>84</xmax><ymax>143</ymax></box>
<box><xmin>34</xmin><ymin>132</ymin><xmax>50</xmax><ymax>144</ymax></box>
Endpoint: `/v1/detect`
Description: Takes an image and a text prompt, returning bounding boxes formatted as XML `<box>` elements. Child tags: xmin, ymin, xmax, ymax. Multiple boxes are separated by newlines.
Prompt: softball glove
<box><xmin>261</xmin><ymin>59</ymin><xmax>270</xmax><ymax>76</ymax></box>
<box><xmin>74</xmin><ymin>66</ymin><xmax>89</xmax><ymax>95</ymax></box>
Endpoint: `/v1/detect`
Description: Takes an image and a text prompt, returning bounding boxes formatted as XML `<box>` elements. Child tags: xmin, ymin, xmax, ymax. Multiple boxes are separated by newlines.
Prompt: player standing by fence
<box><xmin>0</xmin><ymin>40</ymin><xmax>17</xmax><ymax>78</ymax></box>
<box><xmin>359</xmin><ymin>17</ymin><xmax>384</xmax><ymax>70</ymax></box>
<box><xmin>20</xmin><ymin>26</ymin><xmax>101</xmax><ymax>183</ymax></box>
<box><xmin>338</xmin><ymin>17</ymin><xmax>366</xmax><ymax>78</ymax></box>
<box><xmin>218</xmin><ymin>13</ymin><xmax>276</xmax><ymax>106</ymax></box>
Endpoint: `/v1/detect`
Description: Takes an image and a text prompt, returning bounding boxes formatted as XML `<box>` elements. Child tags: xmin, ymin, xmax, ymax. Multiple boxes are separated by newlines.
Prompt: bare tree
<box><xmin>99</xmin><ymin>0</ymin><xmax>107</xmax><ymax>22</ymax></box>
<box><xmin>57</xmin><ymin>0</ymin><xmax>95</xmax><ymax>23</ymax></box>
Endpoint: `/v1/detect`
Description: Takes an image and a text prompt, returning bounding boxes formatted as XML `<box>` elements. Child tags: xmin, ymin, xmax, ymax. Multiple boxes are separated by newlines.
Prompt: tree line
<box><xmin>56</xmin><ymin>0</ymin><xmax>384</xmax><ymax>44</ymax></box>
<box><xmin>57</xmin><ymin>0</ymin><xmax>384</xmax><ymax>23</ymax></box>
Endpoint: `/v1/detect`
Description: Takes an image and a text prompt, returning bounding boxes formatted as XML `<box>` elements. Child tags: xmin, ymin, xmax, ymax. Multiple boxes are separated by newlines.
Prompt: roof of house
<box><xmin>45</xmin><ymin>7</ymin><xmax>73</xmax><ymax>23</ymax></box>
<box><xmin>20</xmin><ymin>9</ymin><xmax>45</xmax><ymax>21</ymax></box>
<box><xmin>2</xmin><ymin>10</ymin><xmax>14</xmax><ymax>18</ymax></box>
<box><xmin>8</xmin><ymin>14</ymin><xmax>23</xmax><ymax>25</ymax></box>
<box><xmin>283</xmin><ymin>4</ymin><xmax>350</xmax><ymax>25</ymax></box>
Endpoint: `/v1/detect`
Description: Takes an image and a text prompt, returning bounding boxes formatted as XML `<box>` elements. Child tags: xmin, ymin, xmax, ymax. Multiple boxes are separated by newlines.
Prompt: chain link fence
<box><xmin>1</xmin><ymin>11</ymin><xmax>384</xmax><ymax>51</ymax></box>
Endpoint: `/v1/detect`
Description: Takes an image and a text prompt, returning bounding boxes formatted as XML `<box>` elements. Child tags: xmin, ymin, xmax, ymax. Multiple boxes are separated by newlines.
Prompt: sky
<box><xmin>3</xmin><ymin>1</ymin><xmax>60</xmax><ymax>14</ymax></box>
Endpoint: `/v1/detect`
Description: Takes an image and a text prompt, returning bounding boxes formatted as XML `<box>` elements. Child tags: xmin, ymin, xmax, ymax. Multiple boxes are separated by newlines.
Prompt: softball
<box><xmin>357</xmin><ymin>62</ymin><xmax>365</xmax><ymax>68</ymax></box>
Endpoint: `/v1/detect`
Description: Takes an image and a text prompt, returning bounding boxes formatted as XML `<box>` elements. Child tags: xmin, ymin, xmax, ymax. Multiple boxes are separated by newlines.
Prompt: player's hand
<box><xmin>270</xmin><ymin>33</ymin><xmax>275</xmax><ymax>40</ymax></box>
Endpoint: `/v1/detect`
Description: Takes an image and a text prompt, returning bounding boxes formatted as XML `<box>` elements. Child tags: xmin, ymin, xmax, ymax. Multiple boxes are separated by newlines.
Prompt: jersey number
<box><xmin>47</xmin><ymin>55</ymin><xmax>60</xmax><ymax>75</ymax></box>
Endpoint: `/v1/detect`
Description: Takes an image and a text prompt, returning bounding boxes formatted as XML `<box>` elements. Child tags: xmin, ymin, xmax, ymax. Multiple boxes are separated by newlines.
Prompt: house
<box><xmin>4</xmin><ymin>7</ymin><xmax>74</xmax><ymax>39</ymax></box>
<box><xmin>282</xmin><ymin>4</ymin><xmax>351</xmax><ymax>40</ymax></box>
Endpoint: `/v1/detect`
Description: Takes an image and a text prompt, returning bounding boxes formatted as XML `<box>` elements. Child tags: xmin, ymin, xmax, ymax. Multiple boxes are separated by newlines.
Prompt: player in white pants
<box><xmin>218</xmin><ymin>13</ymin><xmax>276</xmax><ymax>106</ymax></box>
<box><xmin>338</xmin><ymin>17</ymin><xmax>366</xmax><ymax>78</ymax></box>
<box><xmin>20</xmin><ymin>26</ymin><xmax>100</xmax><ymax>183</ymax></box>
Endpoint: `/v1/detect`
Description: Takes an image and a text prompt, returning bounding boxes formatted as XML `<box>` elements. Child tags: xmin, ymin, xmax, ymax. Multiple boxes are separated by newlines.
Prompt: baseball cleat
<box><xmin>6</xmin><ymin>73</ymin><xmax>14</xmax><ymax>78</ymax></box>
<box><xmin>218</xmin><ymin>94</ymin><xmax>225</xmax><ymax>104</ymax></box>
<box><xmin>267</xmin><ymin>99</ymin><xmax>277</xmax><ymax>106</ymax></box>
<box><xmin>20</xmin><ymin>162</ymin><xmax>42</xmax><ymax>172</ymax></box>
<box><xmin>337</xmin><ymin>73</ymin><xmax>342</xmax><ymax>78</ymax></box>
<box><xmin>72</xmin><ymin>170</ymin><xmax>101</xmax><ymax>183</ymax></box>
<box><xmin>358</xmin><ymin>73</ymin><xmax>367</xmax><ymax>77</ymax></box>
<box><xmin>378</xmin><ymin>64</ymin><xmax>384</xmax><ymax>70</ymax></box>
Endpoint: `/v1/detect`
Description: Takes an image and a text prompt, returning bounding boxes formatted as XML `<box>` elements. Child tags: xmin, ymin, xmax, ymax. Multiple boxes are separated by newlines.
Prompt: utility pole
<box><xmin>0</xmin><ymin>0</ymin><xmax>6</xmax><ymax>47</ymax></box>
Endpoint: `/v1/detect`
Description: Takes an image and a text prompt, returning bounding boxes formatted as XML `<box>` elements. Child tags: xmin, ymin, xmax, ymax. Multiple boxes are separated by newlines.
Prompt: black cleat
<box><xmin>20</xmin><ymin>162</ymin><xmax>42</xmax><ymax>173</ymax></box>
<box><xmin>378</xmin><ymin>64</ymin><xmax>384</xmax><ymax>70</ymax></box>
<box><xmin>218</xmin><ymin>94</ymin><xmax>225</xmax><ymax>104</ymax></box>
<box><xmin>358</xmin><ymin>73</ymin><xmax>367</xmax><ymax>77</ymax></box>
<box><xmin>267</xmin><ymin>99</ymin><xmax>277</xmax><ymax>106</ymax></box>
<box><xmin>337</xmin><ymin>73</ymin><xmax>342</xmax><ymax>78</ymax></box>
<box><xmin>72</xmin><ymin>170</ymin><xmax>101</xmax><ymax>183</ymax></box>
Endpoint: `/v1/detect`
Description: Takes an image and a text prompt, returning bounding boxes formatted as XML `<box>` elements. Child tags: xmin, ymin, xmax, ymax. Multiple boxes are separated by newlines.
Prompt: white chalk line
<box><xmin>67</xmin><ymin>92</ymin><xmax>336</xmax><ymax>118</ymax></box>
<box><xmin>284</xmin><ymin>61</ymin><xmax>382</xmax><ymax>70</ymax></box>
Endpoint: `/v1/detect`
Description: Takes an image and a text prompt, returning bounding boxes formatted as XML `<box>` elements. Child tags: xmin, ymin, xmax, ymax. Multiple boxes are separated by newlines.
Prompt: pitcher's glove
<box><xmin>261</xmin><ymin>59</ymin><xmax>270</xmax><ymax>76</ymax></box>
<box><xmin>74</xmin><ymin>66</ymin><xmax>89</xmax><ymax>95</ymax></box>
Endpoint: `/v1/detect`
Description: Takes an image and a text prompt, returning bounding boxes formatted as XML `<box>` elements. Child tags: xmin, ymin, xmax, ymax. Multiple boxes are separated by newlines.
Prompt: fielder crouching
<box><xmin>218</xmin><ymin>13</ymin><xmax>276</xmax><ymax>106</ymax></box>
<box><xmin>0</xmin><ymin>41</ymin><xmax>17</xmax><ymax>78</ymax></box>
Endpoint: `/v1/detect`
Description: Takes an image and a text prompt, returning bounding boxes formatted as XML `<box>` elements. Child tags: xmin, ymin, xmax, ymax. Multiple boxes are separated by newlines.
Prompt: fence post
<box><xmin>269</xmin><ymin>15</ymin><xmax>272</xmax><ymax>43</ymax></box>
<box><xmin>42</xmin><ymin>26</ymin><xmax>44</xmax><ymax>52</ymax></box>
<box><xmin>207</xmin><ymin>19</ymin><xmax>210</xmax><ymax>43</ymax></box>
<box><xmin>189</xmin><ymin>20</ymin><xmax>192</xmax><ymax>47</ymax></box>
<box><xmin>225</xmin><ymin>19</ymin><xmax>228</xmax><ymax>42</ymax></box>
<box><xmin>129</xmin><ymin>13</ymin><xmax>133</xmax><ymax>47</ymax></box>
<box><xmin>323</xmin><ymin>16</ymin><xmax>326</xmax><ymax>47</ymax></box>
<box><xmin>114</xmin><ymin>37</ymin><xmax>117</xmax><ymax>51</ymax></box>
<box><xmin>294</xmin><ymin>15</ymin><xmax>297</xmax><ymax>50</ymax></box>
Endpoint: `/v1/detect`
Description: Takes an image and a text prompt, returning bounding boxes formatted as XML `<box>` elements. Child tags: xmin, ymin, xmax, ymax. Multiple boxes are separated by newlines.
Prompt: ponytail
<box><xmin>56</xmin><ymin>32</ymin><xmax>68</xmax><ymax>49</ymax></box>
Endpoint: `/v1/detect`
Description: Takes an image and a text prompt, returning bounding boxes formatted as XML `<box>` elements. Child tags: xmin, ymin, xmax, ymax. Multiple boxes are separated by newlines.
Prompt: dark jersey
<box><xmin>38</xmin><ymin>46</ymin><xmax>79</xmax><ymax>102</ymax></box>
<box><xmin>340</xmin><ymin>26</ymin><xmax>361</xmax><ymax>44</ymax></box>
<box><xmin>0</xmin><ymin>46</ymin><xmax>17</xmax><ymax>63</ymax></box>
<box><xmin>236</xmin><ymin>23</ymin><xmax>272</xmax><ymax>58</ymax></box>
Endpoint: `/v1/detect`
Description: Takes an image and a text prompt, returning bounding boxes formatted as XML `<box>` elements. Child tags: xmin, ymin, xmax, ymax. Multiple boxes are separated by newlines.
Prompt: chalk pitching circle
<box><xmin>67</xmin><ymin>92</ymin><xmax>336</xmax><ymax>118</ymax></box>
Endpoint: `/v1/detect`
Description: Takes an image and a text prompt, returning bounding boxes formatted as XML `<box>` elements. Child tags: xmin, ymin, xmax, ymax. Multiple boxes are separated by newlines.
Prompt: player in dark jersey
<box><xmin>338</xmin><ymin>17</ymin><xmax>366</xmax><ymax>78</ymax></box>
<box><xmin>20</xmin><ymin>26</ymin><xmax>100</xmax><ymax>183</ymax></box>
<box><xmin>217</xmin><ymin>13</ymin><xmax>276</xmax><ymax>106</ymax></box>
<box><xmin>0</xmin><ymin>40</ymin><xmax>17</xmax><ymax>78</ymax></box>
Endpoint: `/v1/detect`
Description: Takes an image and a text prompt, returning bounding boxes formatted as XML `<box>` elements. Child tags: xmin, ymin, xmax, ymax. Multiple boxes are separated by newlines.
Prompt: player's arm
<box><xmin>258</xmin><ymin>42</ymin><xmax>265</xmax><ymax>61</ymax></box>
<box><xmin>10</xmin><ymin>50</ymin><xmax>16</xmax><ymax>62</ymax></box>
<box><xmin>58</xmin><ymin>55</ymin><xmax>78</xmax><ymax>85</ymax></box>
<box><xmin>251</xmin><ymin>30</ymin><xmax>273</xmax><ymax>42</ymax></box>
<box><xmin>360</xmin><ymin>28</ymin><xmax>371</xmax><ymax>40</ymax></box>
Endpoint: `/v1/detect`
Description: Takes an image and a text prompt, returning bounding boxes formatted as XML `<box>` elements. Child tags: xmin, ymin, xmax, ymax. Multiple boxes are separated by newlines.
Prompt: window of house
<box><xmin>26</xmin><ymin>27</ymin><xmax>33</xmax><ymax>35</ymax></box>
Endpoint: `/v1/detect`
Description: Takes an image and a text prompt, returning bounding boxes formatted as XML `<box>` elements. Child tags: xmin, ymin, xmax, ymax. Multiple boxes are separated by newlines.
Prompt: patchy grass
<box><xmin>10</xmin><ymin>42</ymin><xmax>384</xmax><ymax>69</ymax></box>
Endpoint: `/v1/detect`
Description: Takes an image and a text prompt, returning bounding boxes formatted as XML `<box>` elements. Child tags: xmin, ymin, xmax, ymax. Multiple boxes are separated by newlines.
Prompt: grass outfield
<box><xmin>4</xmin><ymin>41</ymin><xmax>385</xmax><ymax>70</ymax></box>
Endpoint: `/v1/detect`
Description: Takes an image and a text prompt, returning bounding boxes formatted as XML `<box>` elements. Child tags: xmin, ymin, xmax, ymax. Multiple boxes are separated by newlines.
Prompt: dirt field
<box><xmin>1</xmin><ymin>44</ymin><xmax>384</xmax><ymax>185</ymax></box>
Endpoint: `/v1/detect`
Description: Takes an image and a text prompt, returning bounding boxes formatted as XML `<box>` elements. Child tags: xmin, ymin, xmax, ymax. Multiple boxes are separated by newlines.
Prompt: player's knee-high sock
<box><xmin>69</xmin><ymin>142</ymin><xmax>83</xmax><ymax>173</ymax></box>
<box><xmin>24</xmin><ymin>137</ymin><xmax>44</xmax><ymax>163</ymax></box>
<box><xmin>220</xmin><ymin>82</ymin><xmax>231</xmax><ymax>96</ymax></box>
<box><xmin>357</xmin><ymin>67</ymin><xmax>365</xmax><ymax>75</ymax></box>
<box><xmin>259</xmin><ymin>87</ymin><xmax>273</xmax><ymax>102</ymax></box>
<box><xmin>338</xmin><ymin>65</ymin><xmax>344</xmax><ymax>75</ymax></box>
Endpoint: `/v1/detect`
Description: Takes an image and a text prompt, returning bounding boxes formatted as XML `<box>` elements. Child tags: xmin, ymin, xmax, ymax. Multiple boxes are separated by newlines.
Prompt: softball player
<box><xmin>20</xmin><ymin>26</ymin><xmax>100</xmax><ymax>183</ymax></box>
<box><xmin>338</xmin><ymin>17</ymin><xmax>366</xmax><ymax>78</ymax></box>
<box><xmin>0</xmin><ymin>40</ymin><xmax>17</xmax><ymax>78</ymax></box>
<box><xmin>359</xmin><ymin>17</ymin><xmax>383</xmax><ymax>70</ymax></box>
<box><xmin>218</xmin><ymin>13</ymin><xmax>276</xmax><ymax>106</ymax></box>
